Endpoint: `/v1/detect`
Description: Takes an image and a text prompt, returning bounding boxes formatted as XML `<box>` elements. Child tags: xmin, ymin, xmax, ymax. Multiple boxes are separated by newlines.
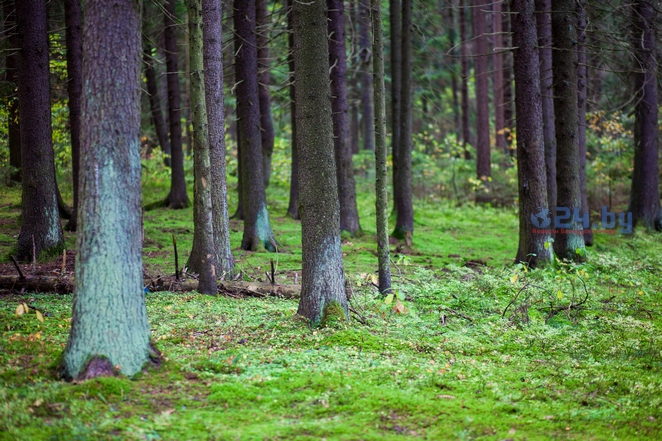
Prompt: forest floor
<box><xmin>1</xmin><ymin>177</ymin><xmax>661</xmax><ymax>440</ymax></box>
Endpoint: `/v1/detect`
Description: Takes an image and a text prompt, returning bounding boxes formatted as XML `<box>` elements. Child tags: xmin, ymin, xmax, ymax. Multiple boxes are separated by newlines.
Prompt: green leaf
<box><xmin>384</xmin><ymin>294</ymin><xmax>394</xmax><ymax>305</ymax></box>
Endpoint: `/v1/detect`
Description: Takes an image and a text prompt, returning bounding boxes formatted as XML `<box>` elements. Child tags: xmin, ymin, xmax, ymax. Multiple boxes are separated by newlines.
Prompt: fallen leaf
<box><xmin>36</xmin><ymin>310</ymin><xmax>44</xmax><ymax>323</ymax></box>
<box><xmin>436</xmin><ymin>394</ymin><xmax>455</xmax><ymax>399</ymax></box>
<box><xmin>15</xmin><ymin>304</ymin><xmax>24</xmax><ymax>316</ymax></box>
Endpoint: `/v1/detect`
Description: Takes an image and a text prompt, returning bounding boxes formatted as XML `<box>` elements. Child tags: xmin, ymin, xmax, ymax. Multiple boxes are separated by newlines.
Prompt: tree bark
<box><xmin>143</xmin><ymin>29</ymin><xmax>172</xmax><ymax>164</ymax></box>
<box><xmin>358</xmin><ymin>0</ymin><xmax>374</xmax><ymax>151</ymax></box>
<box><xmin>390</xmin><ymin>0</ymin><xmax>402</xmax><ymax>202</ymax></box>
<box><xmin>492</xmin><ymin>1</ymin><xmax>505</xmax><ymax>153</ymax></box>
<box><xmin>234</xmin><ymin>0</ymin><xmax>277</xmax><ymax>252</ymax></box>
<box><xmin>286</xmin><ymin>0</ymin><xmax>300</xmax><ymax>220</ymax></box>
<box><xmin>628</xmin><ymin>0</ymin><xmax>661</xmax><ymax>230</ymax></box>
<box><xmin>552</xmin><ymin>0</ymin><xmax>586</xmax><ymax>260</ymax></box>
<box><xmin>535</xmin><ymin>0</ymin><xmax>556</xmax><ymax>214</ymax></box>
<box><xmin>293</xmin><ymin>0</ymin><xmax>347</xmax><ymax>326</ymax></box>
<box><xmin>4</xmin><ymin>0</ymin><xmax>20</xmax><ymax>183</ymax></box>
<box><xmin>328</xmin><ymin>0</ymin><xmax>361</xmax><ymax>235</ymax></box>
<box><xmin>62</xmin><ymin>0</ymin><xmax>157</xmax><ymax>380</ymax></box>
<box><xmin>256</xmin><ymin>0</ymin><xmax>275</xmax><ymax>188</ymax></box>
<box><xmin>15</xmin><ymin>0</ymin><xmax>65</xmax><ymax>261</ymax></box>
<box><xmin>202</xmin><ymin>0</ymin><xmax>234</xmax><ymax>276</ymax></box>
<box><xmin>186</xmin><ymin>0</ymin><xmax>218</xmax><ymax>295</ymax></box>
<box><xmin>446</xmin><ymin>2</ymin><xmax>461</xmax><ymax>141</ymax></box>
<box><xmin>512</xmin><ymin>0</ymin><xmax>553</xmax><ymax>268</ymax></box>
<box><xmin>459</xmin><ymin>0</ymin><xmax>471</xmax><ymax>157</ymax></box>
<box><xmin>393</xmin><ymin>0</ymin><xmax>414</xmax><ymax>239</ymax></box>
<box><xmin>473</xmin><ymin>0</ymin><xmax>490</xmax><ymax>183</ymax></box>
<box><xmin>164</xmin><ymin>0</ymin><xmax>190</xmax><ymax>209</ymax></box>
<box><xmin>502</xmin><ymin>0</ymin><xmax>514</xmax><ymax>151</ymax></box>
<box><xmin>577</xmin><ymin>0</ymin><xmax>592</xmax><ymax>245</ymax></box>
<box><xmin>371</xmin><ymin>0</ymin><xmax>392</xmax><ymax>293</ymax></box>
<box><xmin>64</xmin><ymin>0</ymin><xmax>83</xmax><ymax>232</ymax></box>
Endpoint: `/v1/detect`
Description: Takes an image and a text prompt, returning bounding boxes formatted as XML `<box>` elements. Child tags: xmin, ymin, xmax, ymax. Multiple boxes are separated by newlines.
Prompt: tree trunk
<box><xmin>15</xmin><ymin>0</ymin><xmax>65</xmax><ymax>261</ymax></box>
<box><xmin>62</xmin><ymin>0</ymin><xmax>158</xmax><ymax>380</ymax></box>
<box><xmin>512</xmin><ymin>0</ymin><xmax>553</xmax><ymax>268</ymax></box>
<box><xmin>459</xmin><ymin>0</ymin><xmax>471</xmax><ymax>157</ymax></box>
<box><xmin>202</xmin><ymin>0</ymin><xmax>234</xmax><ymax>276</ymax></box>
<box><xmin>628</xmin><ymin>0</ymin><xmax>661</xmax><ymax>230</ymax></box>
<box><xmin>256</xmin><ymin>0</ymin><xmax>275</xmax><ymax>188</ymax></box>
<box><xmin>4</xmin><ymin>0</ymin><xmax>20</xmax><ymax>183</ymax></box>
<box><xmin>393</xmin><ymin>0</ymin><xmax>414</xmax><ymax>239</ymax></box>
<box><xmin>577</xmin><ymin>0</ymin><xmax>592</xmax><ymax>245</ymax></box>
<box><xmin>358</xmin><ymin>0</ymin><xmax>374</xmax><ymax>151</ymax></box>
<box><xmin>186</xmin><ymin>0</ymin><xmax>218</xmax><ymax>295</ymax></box>
<box><xmin>371</xmin><ymin>0</ymin><xmax>392</xmax><ymax>293</ymax></box>
<box><xmin>493</xmin><ymin>1</ymin><xmax>505</xmax><ymax>153</ymax></box>
<box><xmin>64</xmin><ymin>0</ymin><xmax>82</xmax><ymax>232</ymax></box>
<box><xmin>552</xmin><ymin>0</ymin><xmax>586</xmax><ymax>260</ymax></box>
<box><xmin>164</xmin><ymin>0</ymin><xmax>190</xmax><ymax>209</ymax></box>
<box><xmin>286</xmin><ymin>0</ymin><xmax>300</xmax><ymax>220</ymax></box>
<box><xmin>234</xmin><ymin>0</ymin><xmax>277</xmax><ymax>252</ymax></box>
<box><xmin>293</xmin><ymin>0</ymin><xmax>347</xmax><ymax>326</ymax></box>
<box><xmin>447</xmin><ymin>1</ymin><xmax>461</xmax><ymax>140</ymax></box>
<box><xmin>473</xmin><ymin>0</ymin><xmax>490</xmax><ymax>184</ymax></box>
<box><xmin>143</xmin><ymin>33</ymin><xmax>172</xmax><ymax>164</ymax></box>
<box><xmin>502</xmin><ymin>0</ymin><xmax>514</xmax><ymax>151</ymax></box>
<box><xmin>535</xmin><ymin>0</ymin><xmax>556</xmax><ymax>214</ymax></box>
<box><xmin>231</xmin><ymin>24</ymin><xmax>244</xmax><ymax>221</ymax></box>
<box><xmin>328</xmin><ymin>0</ymin><xmax>361</xmax><ymax>235</ymax></box>
<box><xmin>390</xmin><ymin>0</ymin><xmax>402</xmax><ymax>203</ymax></box>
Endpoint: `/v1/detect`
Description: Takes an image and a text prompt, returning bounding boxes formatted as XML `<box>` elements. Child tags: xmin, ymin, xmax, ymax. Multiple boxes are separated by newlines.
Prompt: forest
<box><xmin>0</xmin><ymin>0</ymin><xmax>661</xmax><ymax>439</ymax></box>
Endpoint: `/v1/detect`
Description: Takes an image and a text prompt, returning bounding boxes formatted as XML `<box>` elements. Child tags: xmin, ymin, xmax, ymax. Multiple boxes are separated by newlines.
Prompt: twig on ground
<box><xmin>9</xmin><ymin>256</ymin><xmax>25</xmax><ymax>279</ymax></box>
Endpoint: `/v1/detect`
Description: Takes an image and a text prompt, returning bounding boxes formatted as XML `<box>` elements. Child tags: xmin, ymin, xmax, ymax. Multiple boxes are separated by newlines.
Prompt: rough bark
<box><xmin>202</xmin><ymin>0</ymin><xmax>234</xmax><ymax>275</ymax></box>
<box><xmin>164</xmin><ymin>0</ymin><xmax>190</xmax><ymax>209</ymax></box>
<box><xmin>393</xmin><ymin>0</ymin><xmax>414</xmax><ymax>239</ymax></box>
<box><xmin>552</xmin><ymin>0</ymin><xmax>586</xmax><ymax>260</ymax></box>
<box><xmin>390</xmin><ymin>0</ymin><xmax>402</xmax><ymax>200</ymax></box>
<box><xmin>577</xmin><ymin>0</ymin><xmax>592</xmax><ymax>245</ymax></box>
<box><xmin>535</xmin><ymin>0</ymin><xmax>556</xmax><ymax>214</ymax></box>
<box><xmin>64</xmin><ymin>0</ymin><xmax>83</xmax><ymax>232</ymax></box>
<box><xmin>62</xmin><ymin>0</ymin><xmax>157</xmax><ymax>380</ymax></box>
<box><xmin>4</xmin><ymin>0</ymin><xmax>20</xmax><ymax>182</ymax></box>
<box><xmin>234</xmin><ymin>0</ymin><xmax>277</xmax><ymax>252</ymax></box>
<box><xmin>371</xmin><ymin>0</ymin><xmax>392</xmax><ymax>293</ymax></box>
<box><xmin>512</xmin><ymin>0</ymin><xmax>553</xmax><ymax>267</ymax></box>
<box><xmin>15</xmin><ymin>0</ymin><xmax>65</xmax><ymax>261</ymax></box>
<box><xmin>293</xmin><ymin>0</ymin><xmax>348</xmax><ymax>326</ymax></box>
<box><xmin>143</xmin><ymin>34</ymin><xmax>172</xmax><ymax>163</ymax></box>
<box><xmin>328</xmin><ymin>0</ymin><xmax>361</xmax><ymax>235</ymax></box>
<box><xmin>459</xmin><ymin>0</ymin><xmax>471</xmax><ymax>157</ymax></box>
<box><xmin>628</xmin><ymin>0</ymin><xmax>662</xmax><ymax>230</ymax></box>
<box><xmin>358</xmin><ymin>0</ymin><xmax>374</xmax><ymax>151</ymax></box>
<box><xmin>286</xmin><ymin>0</ymin><xmax>300</xmax><ymax>220</ymax></box>
<box><xmin>492</xmin><ymin>1</ymin><xmax>505</xmax><ymax>153</ymax></box>
<box><xmin>256</xmin><ymin>0</ymin><xmax>275</xmax><ymax>188</ymax></box>
<box><xmin>473</xmin><ymin>0</ymin><xmax>490</xmax><ymax>182</ymax></box>
<box><xmin>186</xmin><ymin>0</ymin><xmax>218</xmax><ymax>294</ymax></box>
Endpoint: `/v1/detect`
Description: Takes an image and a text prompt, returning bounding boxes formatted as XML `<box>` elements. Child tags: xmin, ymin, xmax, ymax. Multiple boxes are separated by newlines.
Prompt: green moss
<box><xmin>320</xmin><ymin>301</ymin><xmax>347</xmax><ymax>328</ymax></box>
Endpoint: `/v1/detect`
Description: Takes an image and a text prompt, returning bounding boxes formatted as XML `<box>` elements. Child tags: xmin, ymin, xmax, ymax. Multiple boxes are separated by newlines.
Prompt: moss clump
<box><xmin>320</xmin><ymin>301</ymin><xmax>348</xmax><ymax>328</ymax></box>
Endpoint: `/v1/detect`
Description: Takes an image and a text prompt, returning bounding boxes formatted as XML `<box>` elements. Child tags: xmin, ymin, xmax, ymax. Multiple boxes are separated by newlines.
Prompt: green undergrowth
<box><xmin>1</xmin><ymin>159</ymin><xmax>662</xmax><ymax>439</ymax></box>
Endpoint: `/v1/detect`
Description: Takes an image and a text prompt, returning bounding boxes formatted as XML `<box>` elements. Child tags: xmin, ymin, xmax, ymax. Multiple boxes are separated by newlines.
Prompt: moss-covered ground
<box><xmin>1</xmin><ymin>162</ymin><xmax>661</xmax><ymax>440</ymax></box>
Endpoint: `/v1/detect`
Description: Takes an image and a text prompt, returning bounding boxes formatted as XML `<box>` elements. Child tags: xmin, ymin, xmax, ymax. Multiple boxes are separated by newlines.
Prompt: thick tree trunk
<box><xmin>393</xmin><ymin>0</ymin><xmax>414</xmax><ymax>239</ymax></box>
<box><xmin>459</xmin><ymin>0</ymin><xmax>471</xmax><ymax>157</ymax></box>
<box><xmin>629</xmin><ymin>0</ymin><xmax>661</xmax><ymax>230</ymax></box>
<box><xmin>577</xmin><ymin>0</ymin><xmax>592</xmax><ymax>245</ymax></box>
<box><xmin>4</xmin><ymin>0</ymin><xmax>20</xmax><ymax>183</ymax></box>
<box><xmin>202</xmin><ymin>0</ymin><xmax>234</xmax><ymax>276</ymax></box>
<box><xmin>512</xmin><ymin>0</ymin><xmax>553</xmax><ymax>268</ymax></box>
<box><xmin>256</xmin><ymin>0</ymin><xmax>275</xmax><ymax>188</ymax></box>
<box><xmin>62</xmin><ymin>0</ymin><xmax>157</xmax><ymax>380</ymax></box>
<box><xmin>15</xmin><ymin>0</ymin><xmax>65</xmax><ymax>261</ymax></box>
<box><xmin>293</xmin><ymin>0</ymin><xmax>347</xmax><ymax>326</ymax></box>
<box><xmin>328</xmin><ymin>0</ymin><xmax>361</xmax><ymax>236</ymax></box>
<box><xmin>473</xmin><ymin>0</ymin><xmax>490</xmax><ymax>184</ymax></box>
<box><xmin>164</xmin><ymin>0</ymin><xmax>190</xmax><ymax>209</ymax></box>
<box><xmin>64</xmin><ymin>0</ymin><xmax>82</xmax><ymax>232</ymax></box>
<box><xmin>492</xmin><ymin>1</ymin><xmax>505</xmax><ymax>153</ymax></box>
<box><xmin>371</xmin><ymin>0</ymin><xmax>392</xmax><ymax>293</ymax></box>
<box><xmin>286</xmin><ymin>0</ymin><xmax>300</xmax><ymax>220</ymax></box>
<box><xmin>186</xmin><ymin>0</ymin><xmax>218</xmax><ymax>294</ymax></box>
<box><xmin>234</xmin><ymin>0</ymin><xmax>277</xmax><ymax>251</ymax></box>
<box><xmin>143</xmin><ymin>35</ymin><xmax>172</xmax><ymax>163</ymax></box>
<box><xmin>535</xmin><ymin>0</ymin><xmax>556</xmax><ymax>214</ymax></box>
<box><xmin>552</xmin><ymin>0</ymin><xmax>586</xmax><ymax>260</ymax></box>
<box><xmin>390</xmin><ymin>0</ymin><xmax>402</xmax><ymax>202</ymax></box>
<box><xmin>358</xmin><ymin>0</ymin><xmax>375</xmax><ymax>151</ymax></box>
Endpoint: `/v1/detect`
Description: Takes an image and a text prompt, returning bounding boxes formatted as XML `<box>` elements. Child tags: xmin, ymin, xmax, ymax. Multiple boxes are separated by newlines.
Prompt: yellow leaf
<box><xmin>557</xmin><ymin>290</ymin><xmax>563</xmax><ymax>300</ymax></box>
<box><xmin>23</xmin><ymin>303</ymin><xmax>30</xmax><ymax>314</ymax></box>
<box><xmin>370</xmin><ymin>274</ymin><xmax>378</xmax><ymax>285</ymax></box>
<box><xmin>393</xmin><ymin>300</ymin><xmax>406</xmax><ymax>314</ymax></box>
<box><xmin>36</xmin><ymin>310</ymin><xmax>44</xmax><ymax>323</ymax></box>
<box><xmin>384</xmin><ymin>294</ymin><xmax>394</xmax><ymax>305</ymax></box>
<box><xmin>15</xmin><ymin>304</ymin><xmax>24</xmax><ymax>316</ymax></box>
<box><xmin>510</xmin><ymin>274</ymin><xmax>518</xmax><ymax>284</ymax></box>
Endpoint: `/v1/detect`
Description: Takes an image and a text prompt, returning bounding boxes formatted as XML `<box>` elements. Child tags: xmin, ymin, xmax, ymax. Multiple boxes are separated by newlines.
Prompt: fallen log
<box><xmin>0</xmin><ymin>275</ymin><xmax>300</xmax><ymax>299</ymax></box>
